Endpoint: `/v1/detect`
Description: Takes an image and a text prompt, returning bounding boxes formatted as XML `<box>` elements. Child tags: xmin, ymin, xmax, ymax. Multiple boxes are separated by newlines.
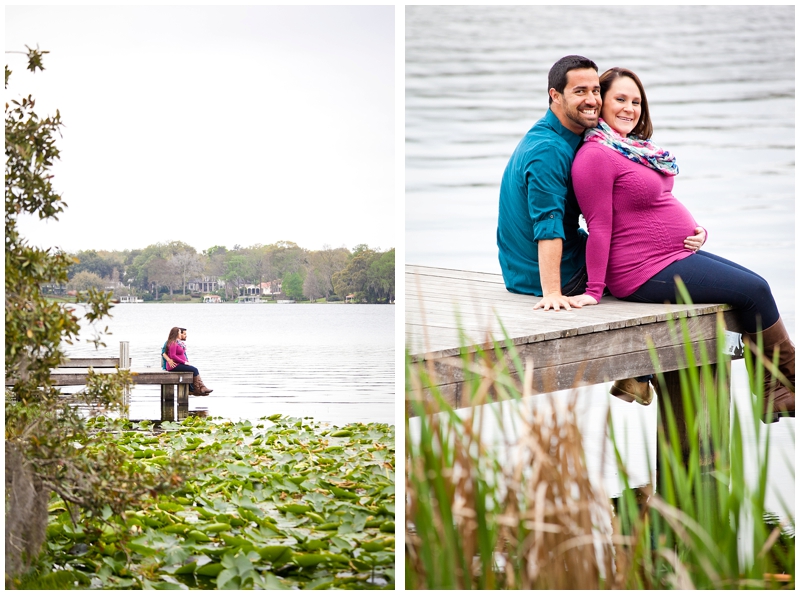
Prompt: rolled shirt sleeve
<box><xmin>527</xmin><ymin>145</ymin><xmax>571</xmax><ymax>242</ymax></box>
<box><xmin>497</xmin><ymin>110</ymin><xmax>585</xmax><ymax>296</ymax></box>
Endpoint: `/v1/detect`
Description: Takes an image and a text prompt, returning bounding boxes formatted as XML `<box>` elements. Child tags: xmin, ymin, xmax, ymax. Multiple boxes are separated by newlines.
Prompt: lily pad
<box><xmin>36</xmin><ymin>416</ymin><xmax>395</xmax><ymax>589</ymax></box>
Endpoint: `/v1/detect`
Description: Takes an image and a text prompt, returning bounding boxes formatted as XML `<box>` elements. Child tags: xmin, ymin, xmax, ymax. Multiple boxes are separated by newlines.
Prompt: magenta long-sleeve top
<box><xmin>165</xmin><ymin>341</ymin><xmax>187</xmax><ymax>365</ymax></box>
<box><xmin>572</xmin><ymin>142</ymin><xmax>699</xmax><ymax>301</ymax></box>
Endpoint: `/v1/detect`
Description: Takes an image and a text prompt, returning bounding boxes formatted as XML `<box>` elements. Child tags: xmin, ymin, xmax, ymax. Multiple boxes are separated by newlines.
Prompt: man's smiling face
<box><xmin>552</xmin><ymin>68</ymin><xmax>601</xmax><ymax>134</ymax></box>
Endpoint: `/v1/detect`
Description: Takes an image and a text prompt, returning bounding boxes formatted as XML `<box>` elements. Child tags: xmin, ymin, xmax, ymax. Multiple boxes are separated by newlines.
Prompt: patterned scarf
<box><xmin>584</xmin><ymin>118</ymin><xmax>679</xmax><ymax>176</ymax></box>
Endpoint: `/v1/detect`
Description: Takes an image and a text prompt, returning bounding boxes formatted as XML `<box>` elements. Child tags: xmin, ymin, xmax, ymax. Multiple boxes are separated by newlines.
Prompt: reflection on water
<box><xmin>406</xmin><ymin>5</ymin><xmax>794</xmax><ymax>515</ymax></box>
<box><xmin>65</xmin><ymin>303</ymin><xmax>394</xmax><ymax>426</ymax></box>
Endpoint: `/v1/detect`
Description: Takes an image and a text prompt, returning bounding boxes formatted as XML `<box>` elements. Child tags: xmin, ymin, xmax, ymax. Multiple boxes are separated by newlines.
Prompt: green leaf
<box><xmin>252</xmin><ymin>572</ymin><xmax>288</xmax><ymax>590</ymax></box>
<box><xmin>257</xmin><ymin>545</ymin><xmax>293</xmax><ymax>565</ymax></box>
<box><xmin>195</xmin><ymin>562</ymin><xmax>224</xmax><ymax>577</ymax></box>
<box><xmin>215</xmin><ymin>569</ymin><xmax>239</xmax><ymax>589</ymax></box>
<box><xmin>172</xmin><ymin>561</ymin><xmax>197</xmax><ymax>575</ymax></box>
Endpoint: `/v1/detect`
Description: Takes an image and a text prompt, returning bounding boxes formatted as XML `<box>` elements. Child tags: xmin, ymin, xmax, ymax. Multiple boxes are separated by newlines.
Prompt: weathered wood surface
<box><xmin>49</xmin><ymin>369</ymin><xmax>194</xmax><ymax>387</ymax></box>
<box><xmin>161</xmin><ymin>382</ymin><xmax>190</xmax><ymax>411</ymax></box>
<box><xmin>7</xmin><ymin>347</ymin><xmax>192</xmax><ymax>418</ymax></box>
<box><xmin>406</xmin><ymin>265</ymin><xmax>746</xmax><ymax>410</ymax></box>
<box><xmin>60</xmin><ymin>357</ymin><xmax>121</xmax><ymax>368</ymax></box>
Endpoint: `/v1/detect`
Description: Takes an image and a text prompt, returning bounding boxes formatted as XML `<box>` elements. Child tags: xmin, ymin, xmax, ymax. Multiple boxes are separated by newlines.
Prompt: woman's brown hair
<box><xmin>166</xmin><ymin>326</ymin><xmax>181</xmax><ymax>346</ymax></box>
<box><xmin>599</xmin><ymin>67</ymin><xmax>653</xmax><ymax>140</ymax></box>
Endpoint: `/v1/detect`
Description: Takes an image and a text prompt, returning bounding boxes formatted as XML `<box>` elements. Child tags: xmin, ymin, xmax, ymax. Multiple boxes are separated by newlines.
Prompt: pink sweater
<box><xmin>572</xmin><ymin>142</ymin><xmax>698</xmax><ymax>301</ymax></box>
<box><xmin>166</xmin><ymin>342</ymin><xmax>187</xmax><ymax>365</ymax></box>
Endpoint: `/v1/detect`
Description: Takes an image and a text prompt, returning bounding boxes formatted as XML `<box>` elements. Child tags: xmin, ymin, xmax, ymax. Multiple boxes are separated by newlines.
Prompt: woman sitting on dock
<box><xmin>569</xmin><ymin>67</ymin><xmax>794</xmax><ymax>423</ymax></box>
<box><xmin>164</xmin><ymin>326</ymin><xmax>213</xmax><ymax>396</ymax></box>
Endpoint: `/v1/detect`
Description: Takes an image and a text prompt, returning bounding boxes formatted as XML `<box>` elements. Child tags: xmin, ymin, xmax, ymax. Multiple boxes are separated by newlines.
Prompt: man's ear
<box><xmin>548</xmin><ymin>87</ymin><xmax>561</xmax><ymax>106</ymax></box>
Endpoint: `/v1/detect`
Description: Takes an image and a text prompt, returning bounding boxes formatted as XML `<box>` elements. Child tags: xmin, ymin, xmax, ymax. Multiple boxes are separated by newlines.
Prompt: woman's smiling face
<box><xmin>601</xmin><ymin>76</ymin><xmax>641</xmax><ymax>136</ymax></box>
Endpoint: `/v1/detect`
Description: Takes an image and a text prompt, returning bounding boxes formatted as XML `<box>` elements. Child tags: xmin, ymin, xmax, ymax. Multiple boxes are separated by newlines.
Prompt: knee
<box><xmin>750</xmin><ymin>277</ymin><xmax>775</xmax><ymax>306</ymax></box>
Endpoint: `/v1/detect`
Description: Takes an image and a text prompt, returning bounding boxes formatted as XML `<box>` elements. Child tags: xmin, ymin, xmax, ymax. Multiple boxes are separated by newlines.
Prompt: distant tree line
<box><xmin>60</xmin><ymin>241</ymin><xmax>395</xmax><ymax>304</ymax></box>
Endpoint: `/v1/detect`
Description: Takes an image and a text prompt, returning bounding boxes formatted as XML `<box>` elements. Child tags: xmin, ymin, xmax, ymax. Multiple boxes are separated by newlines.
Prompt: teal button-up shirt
<box><xmin>497</xmin><ymin>109</ymin><xmax>587</xmax><ymax>296</ymax></box>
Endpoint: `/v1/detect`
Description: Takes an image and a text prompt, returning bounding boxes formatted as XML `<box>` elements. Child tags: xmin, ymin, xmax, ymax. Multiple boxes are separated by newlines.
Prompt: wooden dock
<box><xmin>51</xmin><ymin>352</ymin><xmax>193</xmax><ymax>398</ymax></box>
<box><xmin>406</xmin><ymin>265</ymin><xmax>746</xmax><ymax>412</ymax></box>
<box><xmin>52</xmin><ymin>366</ymin><xmax>195</xmax><ymax>421</ymax></box>
<box><xmin>5</xmin><ymin>346</ymin><xmax>198</xmax><ymax>421</ymax></box>
<box><xmin>51</xmin><ymin>368</ymin><xmax>193</xmax><ymax>395</ymax></box>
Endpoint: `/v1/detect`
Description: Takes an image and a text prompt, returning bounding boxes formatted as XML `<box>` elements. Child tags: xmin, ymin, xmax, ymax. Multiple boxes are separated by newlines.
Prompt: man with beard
<box><xmin>497</xmin><ymin>56</ymin><xmax>659</xmax><ymax>405</ymax></box>
<box><xmin>497</xmin><ymin>55</ymin><xmax>600</xmax><ymax>311</ymax></box>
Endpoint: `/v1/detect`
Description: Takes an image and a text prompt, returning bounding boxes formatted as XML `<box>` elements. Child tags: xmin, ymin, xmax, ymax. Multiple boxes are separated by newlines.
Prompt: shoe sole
<box><xmin>609</xmin><ymin>387</ymin><xmax>636</xmax><ymax>403</ymax></box>
<box><xmin>610</xmin><ymin>386</ymin><xmax>653</xmax><ymax>406</ymax></box>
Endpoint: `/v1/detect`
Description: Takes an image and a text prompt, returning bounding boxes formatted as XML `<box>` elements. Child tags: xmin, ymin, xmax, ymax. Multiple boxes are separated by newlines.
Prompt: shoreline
<box><xmin>46</xmin><ymin>297</ymin><xmax>395</xmax><ymax>306</ymax></box>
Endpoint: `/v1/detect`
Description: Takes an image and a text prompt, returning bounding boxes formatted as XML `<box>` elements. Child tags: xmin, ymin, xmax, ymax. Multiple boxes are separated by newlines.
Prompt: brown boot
<box><xmin>193</xmin><ymin>374</ymin><xmax>213</xmax><ymax>395</ymax></box>
<box><xmin>610</xmin><ymin>377</ymin><xmax>654</xmax><ymax>406</ymax></box>
<box><xmin>744</xmin><ymin>318</ymin><xmax>794</xmax><ymax>423</ymax></box>
<box><xmin>188</xmin><ymin>382</ymin><xmax>202</xmax><ymax>396</ymax></box>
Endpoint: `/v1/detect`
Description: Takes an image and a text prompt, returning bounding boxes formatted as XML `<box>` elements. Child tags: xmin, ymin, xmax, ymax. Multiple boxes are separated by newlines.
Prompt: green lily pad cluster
<box><xmin>38</xmin><ymin>415</ymin><xmax>395</xmax><ymax>589</ymax></box>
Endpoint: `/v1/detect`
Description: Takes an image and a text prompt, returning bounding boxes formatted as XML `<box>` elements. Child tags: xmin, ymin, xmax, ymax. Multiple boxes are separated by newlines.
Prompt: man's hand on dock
<box><xmin>534</xmin><ymin>293</ymin><xmax>598</xmax><ymax>311</ymax></box>
<box><xmin>533</xmin><ymin>293</ymin><xmax>574</xmax><ymax>311</ymax></box>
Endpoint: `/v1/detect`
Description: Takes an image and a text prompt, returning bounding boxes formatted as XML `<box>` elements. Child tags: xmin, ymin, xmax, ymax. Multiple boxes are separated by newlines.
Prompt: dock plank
<box><xmin>406</xmin><ymin>265</ymin><xmax>745</xmax><ymax>410</ymax></box>
<box><xmin>407</xmin><ymin>266</ymin><xmax>738</xmax><ymax>354</ymax></box>
<box><xmin>50</xmin><ymin>368</ymin><xmax>194</xmax><ymax>386</ymax></box>
<box><xmin>62</xmin><ymin>357</ymin><xmax>121</xmax><ymax>368</ymax></box>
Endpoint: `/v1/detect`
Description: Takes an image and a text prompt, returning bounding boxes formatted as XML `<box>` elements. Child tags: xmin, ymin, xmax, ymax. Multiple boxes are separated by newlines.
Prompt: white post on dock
<box><xmin>119</xmin><ymin>341</ymin><xmax>132</xmax><ymax>404</ymax></box>
<box><xmin>119</xmin><ymin>341</ymin><xmax>130</xmax><ymax>369</ymax></box>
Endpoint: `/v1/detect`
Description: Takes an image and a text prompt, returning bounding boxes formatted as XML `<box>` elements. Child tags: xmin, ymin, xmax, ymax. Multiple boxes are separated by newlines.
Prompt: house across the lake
<box><xmin>187</xmin><ymin>276</ymin><xmax>222</xmax><ymax>294</ymax></box>
<box><xmin>239</xmin><ymin>281</ymin><xmax>283</xmax><ymax>298</ymax></box>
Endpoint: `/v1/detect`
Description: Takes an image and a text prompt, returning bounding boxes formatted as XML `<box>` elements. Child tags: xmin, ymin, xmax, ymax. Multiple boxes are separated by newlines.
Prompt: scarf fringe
<box><xmin>584</xmin><ymin>119</ymin><xmax>679</xmax><ymax>176</ymax></box>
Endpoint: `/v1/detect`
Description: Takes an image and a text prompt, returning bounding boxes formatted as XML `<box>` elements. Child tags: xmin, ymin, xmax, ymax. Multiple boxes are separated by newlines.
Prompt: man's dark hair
<box><xmin>548</xmin><ymin>55</ymin><xmax>598</xmax><ymax>105</ymax></box>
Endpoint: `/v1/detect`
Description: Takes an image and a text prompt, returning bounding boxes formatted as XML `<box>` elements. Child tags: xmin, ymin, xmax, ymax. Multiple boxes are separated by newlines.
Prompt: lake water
<box><xmin>65</xmin><ymin>303</ymin><xmax>394</xmax><ymax>426</ymax></box>
<box><xmin>406</xmin><ymin>5</ymin><xmax>794</xmax><ymax>517</ymax></box>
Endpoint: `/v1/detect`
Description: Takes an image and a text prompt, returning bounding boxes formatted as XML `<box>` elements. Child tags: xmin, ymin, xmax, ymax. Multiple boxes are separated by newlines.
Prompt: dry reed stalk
<box><xmin>498</xmin><ymin>394</ymin><xmax>615</xmax><ymax>589</ymax></box>
<box><xmin>407</xmin><ymin>304</ymin><xmax>795</xmax><ymax>590</ymax></box>
<box><xmin>406</xmin><ymin>346</ymin><xmax>620</xmax><ymax>590</ymax></box>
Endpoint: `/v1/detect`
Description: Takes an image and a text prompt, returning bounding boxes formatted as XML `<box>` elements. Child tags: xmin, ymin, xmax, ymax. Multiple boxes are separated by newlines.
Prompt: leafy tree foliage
<box><xmin>222</xmin><ymin>253</ymin><xmax>253</xmax><ymax>297</ymax></box>
<box><xmin>303</xmin><ymin>268</ymin><xmax>327</xmax><ymax>302</ymax></box>
<box><xmin>5</xmin><ymin>47</ymin><xmax>194</xmax><ymax>586</ymax></box>
<box><xmin>56</xmin><ymin>241</ymin><xmax>395</xmax><ymax>303</ymax></box>
<box><xmin>305</xmin><ymin>245</ymin><xmax>350</xmax><ymax>301</ymax></box>
<box><xmin>67</xmin><ymin>270</ymin><xmax>105</xmax><ymax>292</ymax></box>
<box><xmin>130</xmin><ymin>241</ymin><xmax>195</xmax><ymax>298</ymax></box>
<box><xmin>5</xmin><ymin>46</ymin><xmax>89</xmax><ymax>403</ymax></box>
<box><xmin>168</xmin><ymin>250</ymin><xmax>204</xmax><ymax>295</ymax></box>
<box><xmin>269</xmin><ymin>240</ymin><xmax>307</xmax><ymax>277</ymax></box>
<box><xmin>67</xmin><ymin>249</ymin><xmax>121</xmax><ymax>280</ymax></box>
<box><xmin>244</xmin><ymin>244</ymin><xmax>275</xmax><ymax>289</ymax></box>
<box><xmin>333</xmin><ymin>246</ymin><xmax>395</xmax><ymax>303</ymax></box>
<box><xmin>282</xmin><ymin>270</ymin><xmax>306</xmax><ymax>301</ymax></box>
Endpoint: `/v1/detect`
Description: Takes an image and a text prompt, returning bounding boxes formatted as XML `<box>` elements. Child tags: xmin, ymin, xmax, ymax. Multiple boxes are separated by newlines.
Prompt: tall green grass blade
<box><xmin>407</xmin><ymin>298</ymin><xmax>794</xmax><ymax>589</ymax></box>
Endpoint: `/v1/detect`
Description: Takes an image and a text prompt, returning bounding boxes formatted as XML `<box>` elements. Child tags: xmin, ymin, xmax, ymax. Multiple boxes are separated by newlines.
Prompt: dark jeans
<box><xmin>562</xmin><ymin>265</ymin><xmax>588</xmax><ymax>297</ymax></box>
<box><xmin>562</xmin><ymin>231</ymin><xmax>589</xmax><ymax>297</ymax></box>
<box><xmin>172</xmin><ymin>363</ymin><xmax>199</xmax><ymax>378</ymax></box>
<box><xmin>620</xmin><ymin>250</ymin><xmax>779</xmax><ymax>334</ymax></box>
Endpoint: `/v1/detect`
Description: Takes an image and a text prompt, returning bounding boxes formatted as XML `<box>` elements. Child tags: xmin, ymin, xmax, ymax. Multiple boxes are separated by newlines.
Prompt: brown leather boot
<box><xmin>189</xmin><ymin>379</ymin><xmax>202</xmax><ymax>396</ymax></box>
<box><xmin>193</xmin><ymin>374</ymin><xmax>213</xmax><ymax>395</ymax></box>
<box><xmin>744</xmin><ymin>318</ymin><xmax>794</xmax><ymax>423</ymax></box>
<box><xmin>610</xmin><ymin>377</ymin><xmax>654</xmax><ymax>406</ymax></box>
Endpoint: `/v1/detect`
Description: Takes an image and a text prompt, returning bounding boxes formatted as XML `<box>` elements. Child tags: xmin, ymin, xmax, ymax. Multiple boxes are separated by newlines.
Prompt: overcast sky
<box><xmin>6</xmin><ymin>5</ymin><xmax>395</xmax><ymax>254</ymax></box>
